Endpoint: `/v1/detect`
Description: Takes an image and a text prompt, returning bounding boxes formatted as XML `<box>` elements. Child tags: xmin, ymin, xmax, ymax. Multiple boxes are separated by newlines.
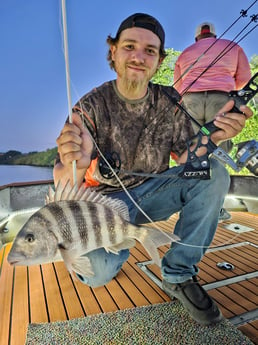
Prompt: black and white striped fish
<box><xmin>7</xmin><ymin>182</ymin><xmax>179</xmax><ymax>278</ymax></box>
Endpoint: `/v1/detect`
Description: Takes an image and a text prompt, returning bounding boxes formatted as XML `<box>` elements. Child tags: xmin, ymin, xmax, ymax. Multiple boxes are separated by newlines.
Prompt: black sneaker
<box><xmin>162</xmin><ymin>277</ymin><xmax>223</xmax><ymax>325</ymax></box>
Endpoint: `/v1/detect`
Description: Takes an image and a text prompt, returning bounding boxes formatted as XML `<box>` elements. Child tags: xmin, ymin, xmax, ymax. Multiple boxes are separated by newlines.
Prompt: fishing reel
<box><xmin>99</xmin><ymin>151</ymin><xmax>121</xmax><ymax>179</ymax></box>
<box><xmin>235</xmin><ymin>140</ymin><xmax>258</xmax><ymax>176</ymax></box>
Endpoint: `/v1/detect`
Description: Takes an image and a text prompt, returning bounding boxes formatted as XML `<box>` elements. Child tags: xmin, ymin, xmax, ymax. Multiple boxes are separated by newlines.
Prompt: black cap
<box><xmin>116</xmin><ymin>13</ymin><xmax>165</xmax><ymax>49</ymax></box>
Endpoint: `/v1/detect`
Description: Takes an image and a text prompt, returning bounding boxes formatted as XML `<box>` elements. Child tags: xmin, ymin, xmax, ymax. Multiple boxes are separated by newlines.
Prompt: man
<box><xmin>54</xmin><ymin>13</ymin><xmax>252</xmax><ymax>325</ymax></box>
<box><xmin>174</xmin><ymin>22</ymin><xmax>251</xmax><ymax>221</ymax></box>
<box><xmin>174</xmin><ymin>21</ymin><xmax>251</xmax><ymax>137</ymax></box>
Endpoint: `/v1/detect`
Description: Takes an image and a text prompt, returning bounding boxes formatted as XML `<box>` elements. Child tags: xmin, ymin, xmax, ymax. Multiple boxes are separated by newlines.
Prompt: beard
<box><xmin>115</xmin><ymin>60</ymin><xmax>158</xmax><ymax>96</ymax></box>
<box><xmin>120</xmin><ymin>76</ymin><xmax>147</xmax><ymax>95</ymax></box>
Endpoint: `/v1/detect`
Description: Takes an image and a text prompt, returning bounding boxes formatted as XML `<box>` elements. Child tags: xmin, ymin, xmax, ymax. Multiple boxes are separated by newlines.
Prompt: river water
<box><xmin>0</xmin><ymin>165</ymin><xmax>53</xmax><ymax>186</ymax></box>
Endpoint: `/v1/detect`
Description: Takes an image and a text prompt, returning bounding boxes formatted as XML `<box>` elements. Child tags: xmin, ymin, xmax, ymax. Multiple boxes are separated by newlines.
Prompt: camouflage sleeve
<box><xmin>54</xmin><ymin>90</ymin><xmax>100</xmax><ymax>167</ymax></box>
<box><xmin>72</xmin><ymin>96</ymin><xmax>97</xmax><ymax>140</ymax></box>
<box><xmin>159</xmin><ymin>85</ymin><xmax>195</xmax><ymax>158</ymax></box>
<box><xmin>171</xmin><ymin>104</ymin><xmax>195</xmax><ymax>157</ymax></box>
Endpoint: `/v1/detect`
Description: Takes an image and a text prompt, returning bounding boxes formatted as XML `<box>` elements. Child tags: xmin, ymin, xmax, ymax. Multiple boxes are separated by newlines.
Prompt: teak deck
<box><xmin>0</xmin><ymin>212</ymin><xmax>257</xmax><ymax>345</ymax></box>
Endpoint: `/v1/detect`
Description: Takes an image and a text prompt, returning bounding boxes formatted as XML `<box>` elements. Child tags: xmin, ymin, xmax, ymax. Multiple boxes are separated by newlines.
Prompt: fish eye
<box><xmin>25</xmin><ymin>234</ymin><xmax>35</xmax><ymax>243</ymax></box>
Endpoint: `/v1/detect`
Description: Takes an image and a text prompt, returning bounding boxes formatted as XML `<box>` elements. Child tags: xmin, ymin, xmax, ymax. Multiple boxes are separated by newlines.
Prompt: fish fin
<box><xmin>129</xmin><ymin>227</ymin><xmax>165</xmax><ymax>267</ymax></box>
<box><xmin>0</xmin><ymin>217</ymin><xmax>9</xmax><ymax>232</ymax></box>
<box><xmin>45</xmin><ymin>194</ymin><xmax>49</xmax><ymax>204</ymax></box>
<box><xmin>135</xmin><ymin>225</ymin><xmax>180</xmax><ymax>267</ymax></box>
<box><xmin>45</xmin><ymin>186</ymin><xmax>55</xmax><ymax>204</ymax></box>
<box><xmin>78</xmin><ymin>188</ymin><xmax>130</xmax><ymax>221</ymax></box>
<box><xmin>142</xmin><ymin>226</ymin><xmax>180</xmax><ymax>247</ymax></box>
<box><xmin>104</xmin><ymin>246</ymin><xmax>119</xmax><ymax>254</ymax></box>
<box><xmin>59</xmin><ymin>247</ymin><xmax>94</xmax><ymax>277</ymax></box>
<box><xmin>133</xmin><ymin>226</ymin><xmax>180</xmax><ymax>267</ymax></box>
<box><xmin>56</xmin><ymin>180</ymin><xmax>77</xmax><ymax>201</ymax></box>
<box><xmin>58</xmin><ymin>246</ymin><xmax>74</xmax><ymax>274</ymax></box>
<box><xmin>54</xmin><ymin>180</ymin><xmax>65</xmax><ymax>201</ymax></box>
<box><xmin>105</xmin><ymin>238</ymin><xmax>136</xmax><ymax>254</ymax></box>
<box><xmin>138</xmin><ymin>233</ymin><xmax>162</xmax><ymax>267</ymax></box>
<box><xmin>46</xmin><ymin>180</ymin><xmax>130</xmax><ymax>221</ymax></box>
<box><xmin>45</xmin><ymin>180</ymin><xmax>80</xmax><ymax>203</ymax></box>
<box><xmin>61</xmin><ymin>180</ymin><xmax>76</xmax><ymax>200</ymax></box>
<box><xmin>68</xmin><ymin>183</ymin><xmax>83</xmax><ymax>200</ymax></box>
<box><xmin>71</xmin><ymin>256</ymin><xmax>95</xmax><ymax>277</ymax></box>
<box><xmin>45</xmin><ymin>181</ymin><xmax>70</xmax><ymax>203</ymax></box>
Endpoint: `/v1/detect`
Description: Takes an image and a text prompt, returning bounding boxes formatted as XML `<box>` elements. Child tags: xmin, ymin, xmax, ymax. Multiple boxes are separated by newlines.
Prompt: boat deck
<box><xmin>0</xmin><ymin>212</ymin><xmax>257</xmax><ymax>345</ymax></box>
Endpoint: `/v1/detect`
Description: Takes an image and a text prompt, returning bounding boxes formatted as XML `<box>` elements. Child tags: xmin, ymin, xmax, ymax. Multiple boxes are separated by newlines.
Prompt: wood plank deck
<box><xmin>0</xmin><ymin>212</ymin><xmax>257</xmax><ymax>345</ymax></box>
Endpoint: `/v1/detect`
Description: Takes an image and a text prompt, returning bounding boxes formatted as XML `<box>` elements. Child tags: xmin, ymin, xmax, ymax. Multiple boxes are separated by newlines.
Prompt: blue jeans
<box><xmin>77</xmin><ymin>158</ymin><xmax>230</xmax><ymax>287</ymax></box>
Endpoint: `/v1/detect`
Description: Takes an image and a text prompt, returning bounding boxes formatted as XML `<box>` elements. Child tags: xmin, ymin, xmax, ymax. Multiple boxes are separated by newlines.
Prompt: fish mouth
<box><xmin>7</xmin><ymin>253</ymin><xmax>26</xmax><ymax>266</ymax></box>
<box><xmin>8</xmin><ymin>260</ymin><xmax>20</xmax><ymax>265</ymax></box>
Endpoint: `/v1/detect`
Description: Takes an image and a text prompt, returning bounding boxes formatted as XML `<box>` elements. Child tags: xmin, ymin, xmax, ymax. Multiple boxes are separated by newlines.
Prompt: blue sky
<box><xmin>0</xmin><ymin>0</ymin><xmax>257</xmax><ymax>153</ymax></box>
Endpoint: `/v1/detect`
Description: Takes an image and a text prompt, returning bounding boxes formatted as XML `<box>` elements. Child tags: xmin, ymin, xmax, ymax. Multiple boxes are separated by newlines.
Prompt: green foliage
<box><xmin>1</xmin><ymin>147</ymin><xmax>58</xmax><ymax>167</ymax></box>
<box><xmin>0</xmin><ymin>150</ymin><xmax>22</xmax><ymax>164</ymax></box>
<box><xmin>152</xmin><ymin>48</ymin><xmax>181</xmax><ymax>86</ymax></box>
<box><xmin>229</xmin><ymin>56</ymin><xmax>258</xmax><ymax>176</ymax></box>
<box><xmin>249</xmin><ymin>54</ymin><xmax>258</xmax><ymax>74</ymax></box>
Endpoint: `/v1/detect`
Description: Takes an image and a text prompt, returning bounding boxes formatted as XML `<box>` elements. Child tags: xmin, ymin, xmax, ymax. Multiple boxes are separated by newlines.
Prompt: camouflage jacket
<box><xmin>72</xmin><ymin>80</ymin><xmax>194</xmax><ymax>192</ymax></box>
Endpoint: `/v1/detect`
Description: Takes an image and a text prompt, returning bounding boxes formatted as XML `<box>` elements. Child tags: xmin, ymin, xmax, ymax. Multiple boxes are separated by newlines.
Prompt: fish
<box><xmin>7</xmin><ymin>181</ymin><xmax>179</xmax><ymax>278</ymax></box>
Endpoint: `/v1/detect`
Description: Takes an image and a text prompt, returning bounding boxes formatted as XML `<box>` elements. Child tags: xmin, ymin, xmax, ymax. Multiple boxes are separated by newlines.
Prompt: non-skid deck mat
<box><xmin>26</xmin><ymin>301</ymin><xmax>253</xmax><ymax>345</ymax></box>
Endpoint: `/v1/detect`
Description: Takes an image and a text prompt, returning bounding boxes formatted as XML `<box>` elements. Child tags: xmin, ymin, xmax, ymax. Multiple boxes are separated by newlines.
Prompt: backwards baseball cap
<box><xmin>195</xmin><ymin>22</ymin><xmax>216</xmax><ymax>38</ymax></box>
<box><xmin>115</xmin><ymin>13</ymin><xmax>165</xmax><ymax>50</ymax></box>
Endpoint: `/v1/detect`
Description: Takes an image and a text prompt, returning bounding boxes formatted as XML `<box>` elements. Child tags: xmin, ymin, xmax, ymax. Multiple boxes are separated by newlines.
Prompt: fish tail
<box><xmin>130</xmin><ymin>225</ymin><xmax>180</xmax><ymax>266</ymax></box>
<box><xmin>131</xmin><ymin>227</ymin><xmax>161</xmax><ymax>266</ymax></box>
<box><xmin>141</xmin><ymin>226</ymin><xmax>180</xmax><ymax>247</ymax></box>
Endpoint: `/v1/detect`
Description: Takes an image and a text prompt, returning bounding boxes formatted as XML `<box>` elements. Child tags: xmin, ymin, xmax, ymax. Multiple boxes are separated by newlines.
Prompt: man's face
<box><xmin>110</xmin><ymin>27</ymin><xmax>162</xmax><ymax>94</ymax></box>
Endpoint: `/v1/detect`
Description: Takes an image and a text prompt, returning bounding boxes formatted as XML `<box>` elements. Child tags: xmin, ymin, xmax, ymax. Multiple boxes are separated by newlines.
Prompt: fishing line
<box><xmin>58</xmin><ymin>3</ymin><xmax>252</xmax><ymax>250</ymax></box>
<box><xmin>60</xmin><ymin>0</ymin><xmax>78</xmax><ymax>188</ymax></box>
<box><xmin>77</xmin><ymin>101</ymin><xmax>243</xmax><ymax>250</ymax></box>
<box><xmin>63</xmin><ymin>65</ymin><xmax>249</xmax><ymax>250</ymax></box>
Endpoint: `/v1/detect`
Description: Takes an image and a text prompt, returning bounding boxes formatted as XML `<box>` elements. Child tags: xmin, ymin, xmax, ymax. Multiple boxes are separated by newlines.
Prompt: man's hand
<box><xmin>177</xmin><ymin>100</ymin><xmax>253</xmax><ymax>165</ymax></box>
<box><xmin>56</xmin><ymin>113</ymin><xmax>94</xmax><ymax>170</ymax></box>
<box><xmin>211</xmin><ymin>100</ymin><xmax>253</xmax><ymax>145</ymax></box>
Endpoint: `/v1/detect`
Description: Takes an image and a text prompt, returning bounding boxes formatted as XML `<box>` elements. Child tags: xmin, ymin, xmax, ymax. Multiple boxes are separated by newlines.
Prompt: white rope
<box><xmin>61</xmin><ymin>0</ymin><xmax>77</xmax><ymax>188</ymax></box>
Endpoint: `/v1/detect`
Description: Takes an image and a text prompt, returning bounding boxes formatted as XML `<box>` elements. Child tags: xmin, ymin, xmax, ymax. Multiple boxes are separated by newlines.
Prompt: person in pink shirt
<box><xmin>174</xmin><ymin>22</ymin><xmax>251</xmax><ymax>222</ymax></box>
<box><xmin>174</xmin><ymin>22</ymin><xmax>251</xmax><ymax>136</ymax></box>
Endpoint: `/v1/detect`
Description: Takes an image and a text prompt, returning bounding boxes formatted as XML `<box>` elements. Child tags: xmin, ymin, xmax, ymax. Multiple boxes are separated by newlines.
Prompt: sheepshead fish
<box><xmin>7</xmin><ymin>182</ymin><xmax>179</xmax><ymax>278</ymax></box>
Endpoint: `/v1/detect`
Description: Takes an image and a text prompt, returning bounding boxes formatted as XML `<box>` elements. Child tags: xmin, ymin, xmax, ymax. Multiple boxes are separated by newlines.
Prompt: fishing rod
<box><xmin>61</xmin><ymin>0</ymin><xmax>78</xmax><ymax>188</ymax></box>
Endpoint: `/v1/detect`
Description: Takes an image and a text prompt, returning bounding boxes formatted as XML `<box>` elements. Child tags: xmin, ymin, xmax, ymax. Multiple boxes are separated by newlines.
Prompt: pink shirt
<box><xmin>174</xmin><ymin>37</ymin><xmax>251</xmax><ymax>94</ymax></box>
